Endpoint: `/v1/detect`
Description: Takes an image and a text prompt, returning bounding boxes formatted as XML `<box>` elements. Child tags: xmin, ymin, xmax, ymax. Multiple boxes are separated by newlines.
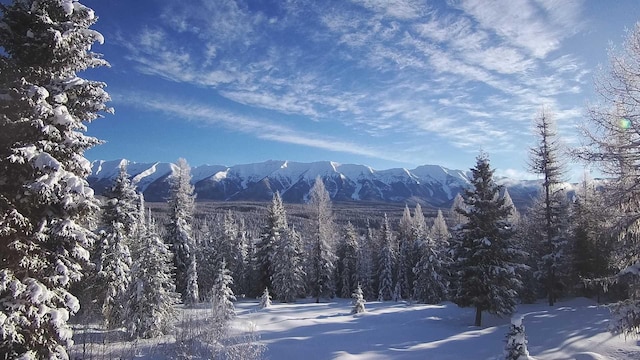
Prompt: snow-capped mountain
<box><xmin>88</xmin><ymin>159</ymin><xmax>539</xmax><ymax>208</ymax></box>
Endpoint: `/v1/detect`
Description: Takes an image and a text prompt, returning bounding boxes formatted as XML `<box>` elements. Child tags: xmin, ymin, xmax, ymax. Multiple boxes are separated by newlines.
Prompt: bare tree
<box><xmin>528</xmin><ymin>109</ymin><xmax>568</xmax><ymax>306</ymax></box>
<box><xmin>576</xmin><ymin>22</ymin><xmax>640</xmax><ymax>335</ymax></box>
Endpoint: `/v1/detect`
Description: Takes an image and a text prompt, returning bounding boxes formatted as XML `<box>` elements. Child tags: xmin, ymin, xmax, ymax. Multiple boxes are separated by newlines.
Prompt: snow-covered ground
<box><xmin>72</xmin><ymin>297</ymin><xmax>640</xmax><ymax>359</ymax></box>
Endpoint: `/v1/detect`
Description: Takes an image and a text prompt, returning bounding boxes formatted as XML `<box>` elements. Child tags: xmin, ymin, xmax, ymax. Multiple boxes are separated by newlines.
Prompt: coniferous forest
<box><xmin>2</xmin><ymin>1</ymin><xmax>640</xmax><ymax>359</ymax></box>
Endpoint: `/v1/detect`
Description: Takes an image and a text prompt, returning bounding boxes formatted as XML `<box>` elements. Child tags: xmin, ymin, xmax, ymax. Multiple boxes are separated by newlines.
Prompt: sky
<box><xmin>80</xmin><ymin>0</ymin><xmax>640</xmax><ymax>180</ymax></box>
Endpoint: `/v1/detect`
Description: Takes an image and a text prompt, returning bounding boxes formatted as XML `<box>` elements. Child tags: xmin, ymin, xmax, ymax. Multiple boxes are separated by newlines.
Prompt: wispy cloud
<box><xmin>112</xmin><ymin>0</ymin><xmax>591</xmax><ymax>169</ymax></box>
<box><xmin>113</xmin><ymin>92</ymin><xmax>403</xmax><ymax>162</ymax></box>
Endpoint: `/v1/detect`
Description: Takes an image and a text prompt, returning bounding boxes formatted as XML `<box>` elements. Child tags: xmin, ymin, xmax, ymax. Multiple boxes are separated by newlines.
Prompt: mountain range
<box><xmin>88</xmin><ymin>159</ymin><xmax>542</xmax><ymax>209</ymax></box>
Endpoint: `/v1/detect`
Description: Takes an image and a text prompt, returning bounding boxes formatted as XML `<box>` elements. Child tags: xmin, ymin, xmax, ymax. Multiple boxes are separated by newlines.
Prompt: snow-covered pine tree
<box><xmin>413</xmin><ymin>213</ymin><xmax>450</xmax><ymax>304</ymax></box>
<box><xmin>574</xmin><ymin>23</ymin><xmax>640</xmax><ymax>334</ymax></box>
<box><xmin>571</xmin><ymin>175</ymin><xmax>612</xmax><ymax>292</ymax></box>
<box><xmin>430</xmin><ymin>209</ymin><xmax>450</xmax><ymax>242</ymax></box>
<box><xmin>259</xmin><ymin>288</ymin><xmax>272</xmax><ymax>309</ymax></box>
<box><xmin>351</xmin><ymin>284</ymin><xmax>366</xmax><ymax>314</ymax></box>
<box><xmin>271</xmin><ymin>225</ymin><xmax>305</xmax><ymax>302</ymax></box>
<box><xmin>307</xmin><ymin>177</ymin><xmax>337</xmax><ymax>302</ymax></box>
<box><xmin>166</xmin><ymin>158</ymin><xmax>199</xmax><ymax>305</ymax></box>
<box><xmin>211</xmin><ymin>259</ymin><xmax>236</xmax><ymax>339</ymax></box>
<box><xmin>124</xmin><ymin>213</ymin><xmax>179</xmax><ymax>339</ymax></box>
<box><xmin>396</xmin><ymin>205</ymin><xmax>414</xmax><ymax>300</ymax></box>
<box><xmin>195</xmin><ymin>217</ymin><xmax>218</xmax><ymax>301</ymax></box>
<box><xmin>377</xmin><ymin>214</ymin><xmax>395</xmax><ymax>301</ymax></box>
<box><xmin>96</xmin><ymin>165</ymin><xmax>139</xmax><ymax>329</ymax></box>
<box><xmin>256</xmin><ymin>191</ymin><xmax>287</xmax><ymax>294</ymax></box>
<box><xmin>338</xmin><ymin>222</ymin><xmax>359</xmax><ymax>298</ymax></box>
<box><xmin>356</xmin><ymin>221</ymin><xmax>375</xmax><ymax>300</ymax></box>
<box><xmin>528</xmin><ymin>109</ymin><xmax>568</xmax><ymax>306</ymax></box>
<box><xmin>450</xmin><ymin>193</ymin><xmax>467</xmax><ymax>226</ymax></box>
<box><xmin>502</xmin><ymin>189</ymin><xmax>521</xmax><ymax>226</ymax></box>
<box><xmin>0</xmin><ymin>1</ymin><xmax>111</xmax><ymax>357</ymax></box>
<box><xmin>504</xmin><ymin>315</ymin><xmax>530</xmax><ymax>360</ymax></box>
<box><xmin>451</xmin><ymin>153</ymin><xmax>526</xmax><ymax>326</ymax></box>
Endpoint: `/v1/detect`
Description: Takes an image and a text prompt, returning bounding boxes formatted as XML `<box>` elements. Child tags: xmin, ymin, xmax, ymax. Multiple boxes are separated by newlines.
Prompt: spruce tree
<box><xmin>351</xmin><ymin>284</ymin><xmax>366</xmax><ymax>314</ymax></box>
<box><xmin>256</xmin><ymin>192</ymin><xmax>287</xmax><ymax>294</ymax></box>
<box><xmin>211</xmin><ymin>260</ymin><xmax>236</xmax><ymax>339</ymax></box>
<box><xmin>124</xmin><ymin>214</ymin><xmax>179</xmax><ymax>339</ymax></box>
<box><xmin>0</xmin><ymin>1</ymin><xmax>111</xmax><ymax>357</ymax></box>
<box><xmin>377</xmin><ymin>214</ymin><xmax>395</xmax><ymax>301</ymax></box>
<box><xmin>451</xmin><ymin>154</ymin><xmax>526</xmax><ymax>326</ymax></box>
<box><xmin>504</xmin><ymin>315</ymin><xmax>530</xmax><ymax>360</ymax></box>
<box><xmin>96</xmin><ymin>165</ymin><xmax>138</xmax><ymax>329</ymax></box>
<box><xmin>396</xmin><ymin>205</ymin><xmax>414</xmax><ymax>299</ymax></box>
<box><xmin>356</xmin><ymin>221</ymin><xmax>375</xmax><ymax>300</ymax></box>
<box><xmin>307</xmin><ymin>177</ymin><xmax>337</xmax><ymax>302</ymax></box>
<box><xmin>413</xmin><ymin>210</ymin><xmax>450</xmax><ymax>304</ymax></box>
<box><xmin>271</xmin><ymin>226</ymin><xmax>305</xmax><ymax>302</ymax></box>
<box><xmin>166</xmin><ymin>158</ymin><xmax>199</xmax><ymax>305</ymax></box>
<box><xmin>338</xmin><ymin>222</ymin><xmax>359</xmax><ymax>298</ymax></box>
<box><xmin>259</xmin><ymin>288</ymin><xmax>272</xmax><ymax>309</ymax></box>
<box><xmin>502</xmin><ymin>189</ymin><xmax>521</xmax><ymax>226</ymax></box>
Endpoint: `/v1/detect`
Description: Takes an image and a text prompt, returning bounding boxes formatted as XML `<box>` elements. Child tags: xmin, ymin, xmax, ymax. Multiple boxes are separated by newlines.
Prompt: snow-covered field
<box><xmin>72</xmin><ymin>297</ymin><xmax>640</xmax><ymax>359</ymax></box>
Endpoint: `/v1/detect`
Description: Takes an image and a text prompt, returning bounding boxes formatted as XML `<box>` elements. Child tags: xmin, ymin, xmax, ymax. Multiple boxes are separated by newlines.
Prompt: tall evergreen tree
<box><xmin>356</xmin><ymin>221</ymin><xmax>375</xmax><ymax>300</ymax></box>
<box><xmin>124</xmin><ymin>213</ymin><xmax>179</xmax><ymax>339</ymax></box>
<box><xmin>450</xmin><ymin>193</ymin><xmax>467</xmax><ymax>226</ymax></box>
<box><xmin>210</xmin><ymin>259</ymin><xmax>236</xmax><ymax>340</ymax></box>
<box><xmin>166</xmin><ymin>158</ymin><xmax>199</xmax><ymax>305</ymax></box>
<box><xmin>414</xmin><ymin>209</ymin><xmax>450</xmax><ymax>304</ymax></box>
<box><xmin>338</xmin><ymin>222</ymin><xmax>359</xmax><ymax>298</ymax></box>
<box><xmin>271</xmin><ymin>226</ymin><xmax>305</xmax><ymax>302</ymax></box>
<box><xmin>396</xmin><ymin>205</ymin><xmax>414</xmax><ymax>299</ymax></box>
<box><xmin>256</xmin><ymin>192</ymin><xmax>287</xmax><ymax>294</ymax></box>
<box><xmin>502</xmin><ymin>189</ymin><xmax>521</xmax><ymax>226</ymax></box>
<box><xmin>96</xmin><ymin>165</ymin><xmax>138</xmax><ymax>329</ymax></box>
<box><xmin>0</xmin><ymin>1</ymin><xmax>111</xmax><ymax>357</ymax></box>
<box><xmin>377</xmin><ymin>214</ymin><xmax>395</xmax><ymax>301</ymax></box>
<box><xmin>451</xmin><ymin>154</ymin><xmax>526</xmax><ymax>326</ymax></box>
<box><xmin>528</xmin><ymin>109</ymin><xmax>568</xmax><ymax>306</ymax></box>
<box><xmin>430</xmin><ymin>209</ymin><xmax>450</xmax><ymax>242</ymax></box>
<box><xmin>307</xmin><ymin>177</ymin><xmax>337</xmax><ymax>302</ymax></box>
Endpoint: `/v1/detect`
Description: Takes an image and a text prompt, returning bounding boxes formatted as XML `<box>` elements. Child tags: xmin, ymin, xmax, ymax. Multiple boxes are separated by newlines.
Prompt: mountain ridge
<box><xmin>88</xmin><ymin>159</ymin><xmax>541</xmax><ymax>209</ymax></box>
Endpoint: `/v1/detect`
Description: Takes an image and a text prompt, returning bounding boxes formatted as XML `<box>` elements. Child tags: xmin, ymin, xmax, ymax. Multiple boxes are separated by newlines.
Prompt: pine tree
<box><xmin>450</xmin><ymin>193</ymin><xmax>467</xmax><ymax>226</ymax></box>
<box><xmin>96</xmin><ymin>165</ymin><xmax>138</xmax><ymax>329</ymax></box>
<box><xmin>256</xmin><ymin>192</ymin><xmax>287</xmax><ymax>294</ymax></box>
<box><xmin>211</xmin><ymin>260</ymin><xmax>236</xmax><ymax>339</ymax></box>
<box><xmin>271</xmin><ymin>226</ymin><xmax>305</xmax><ymax>302</ymax></box>
<box><xmin>451</xmin><ymin>154</ymin><xmax>526</xmax><ymax>326</ymax></box>
<box><xmin>431</xmin><ymin>210</ymin><xmax>450</xmax><ymax>241</ymax></box>
<box><xmin>195</xmin><ymin>217</ymin><xmax>218</xmax><ymax>301</ymax></box>
<box><xmin>0</xmin><ymin>1</ymin><xmax>111</xmax><ymax>357</ymax></box>
<box><xmin>338</xmin><ymin>222</ymin><xmax>359</xmax><ymax>298</ymax></box>
<box><xmin>259</xmin><ymin>288</ymin><xmax>272</xmax><ymax>309</ymax></box>
<box><xmin>356</xmin><ymin>221</ymin><xmax>375</xmax><ymax>300</ymax></box>
<box><xmin>396</xmin><ymin>205</ymin><xmax>414</xmax><ymax>300</ymax></box>
<box><xmin>413</xmin><ymin>210</ymin><xmax>450</xmax><ymax>304</ymax></box>
<box><xmin>124</xmin><ymin>214</ymin><xmax>179</xmax><ymax>339</ymax></box>
<box><xmin>377</xmin><ymin>214</ymin><xmax>395</xmax><ymax>301</ymax></box>
<box><xmin>504</xmin><ymin>315</ymin><xmax>530</xmax><ymax>360</ymax></box>
<box><xmin>307</xmin><ymin>177</ymin><xmax>337</xmax><ymax>302</ymax></box>
<box><xmin>351</xmin><ymin>284</ymin><xmax>366</xmax><ymax>314</ymax></box>
<box><xmin>166</xmin><ymin>158</ymin><xmax>199</xmax><ymax>305</ymax></box>
<box><xmin>528</xmin><ymin>109</ymin><xmax>568</xmax><ymax>306</ymax></box>
<box><xmin>502</xmin><ymin>189</ymin><xmax>521</xmax><ymax>226</ymax></box>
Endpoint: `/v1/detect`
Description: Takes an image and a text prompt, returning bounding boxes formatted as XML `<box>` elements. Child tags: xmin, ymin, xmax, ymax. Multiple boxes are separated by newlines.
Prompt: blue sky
<box><xmin>81</xmin><ymin>0</ymin><xmax>640</xmax><ymax>180</ymax></box>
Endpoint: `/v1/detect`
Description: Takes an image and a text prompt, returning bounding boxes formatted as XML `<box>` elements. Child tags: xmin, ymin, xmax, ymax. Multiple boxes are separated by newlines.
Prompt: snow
<box><xmin>71</xmin><ymin>297</ymin><xmax>640</xmax><ymax>360</ymax></box>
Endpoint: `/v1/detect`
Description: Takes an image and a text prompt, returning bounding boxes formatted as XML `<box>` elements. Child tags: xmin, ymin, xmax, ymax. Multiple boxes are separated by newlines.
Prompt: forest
<box><xmin>1</xmin><ymin>1</ymin><xmax>640</xmax><ymax>359</ymax></box>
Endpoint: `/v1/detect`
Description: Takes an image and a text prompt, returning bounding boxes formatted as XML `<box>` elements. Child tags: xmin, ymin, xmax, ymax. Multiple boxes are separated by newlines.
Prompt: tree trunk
<box><xmin>474</xmin><ymin>306</ymin><xmax>482</xmax><ymax>327</ymax></box>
